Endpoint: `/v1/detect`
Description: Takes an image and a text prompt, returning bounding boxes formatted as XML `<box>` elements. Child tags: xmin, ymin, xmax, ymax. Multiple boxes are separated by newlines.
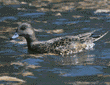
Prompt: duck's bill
<box><xmin>10</xmin><ymin>33</ymin><xmax>19</xmax><ymax>40</ymax></box>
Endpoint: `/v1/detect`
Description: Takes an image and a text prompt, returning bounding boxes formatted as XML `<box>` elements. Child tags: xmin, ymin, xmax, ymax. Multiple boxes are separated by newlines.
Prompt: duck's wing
<box><xmin>47</xmin><ymin>30</ymin><xmax>97</xmax><ymax>45</ymax></box>
<box><xmin>47</xmin><ymin>30</ymin><xmax>108</xmax><ymax>46</ymax></box>
<box><xmin>76</xmin><ymin>30</ymin><xmax>96</xmax><ymax>38</ymax></box>
<box><xmin>64</xmin><ymin>30</ymin><xmax>97</xmax><ymax>42</ymax></box>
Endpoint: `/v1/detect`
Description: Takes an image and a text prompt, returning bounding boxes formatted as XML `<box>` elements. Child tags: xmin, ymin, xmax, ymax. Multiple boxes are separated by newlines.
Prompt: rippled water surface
<box><xmin>0</xmin><ymin>3</ymin><xmax>110</xmax><ymax>85</ymax></box>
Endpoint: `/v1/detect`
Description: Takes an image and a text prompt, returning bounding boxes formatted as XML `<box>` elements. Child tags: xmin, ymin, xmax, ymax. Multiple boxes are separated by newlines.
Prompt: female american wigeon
<box><xmin>11</xmin><ymin>23</ymin><xmax>108</xmax><ymax>55</ymax></box>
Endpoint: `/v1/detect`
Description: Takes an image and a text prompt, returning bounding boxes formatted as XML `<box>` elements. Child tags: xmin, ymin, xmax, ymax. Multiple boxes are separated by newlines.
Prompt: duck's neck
<box><xmin>25</xmin><ymin>34</ymin><xmax>37</xmax><ymax>49</ymax></box>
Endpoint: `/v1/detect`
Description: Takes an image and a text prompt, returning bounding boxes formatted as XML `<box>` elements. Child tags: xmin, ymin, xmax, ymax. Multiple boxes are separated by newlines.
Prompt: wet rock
<box><xmin>30</xmin><ymin>1</ymin><xmax>75</xmax><ymax>12</ymax></box>
<box><xmin>22</xmin><ymin>71</ymin><xmax>34</xmax><ymax>76</ymax></box>
<box><xmin>94</xmin><ymin>9</ymin><xmax>110</xmax><ymax>14</ymax></box>
<box><xmin>37</xmin><ymin>8</ymin><xmax>49</xmax><ymax>12</ymax></box>
<box><xmin>72</xmin><ymin>15</ymin><xmax>83</xmax><ymax>18</ymax></box>
<box><xmin>42</xmin><ymin>21</ymin><xmax>47</xmax><ymax>23</ymax></box>
<box><xmin>0</xmin><ymin>0</ymin><xmax>20</xmax><ymax>5</ymax></box>
<box><xmin>17</xmin><ymin>7</ymin><xmax>27</xmax><ymax>11</ymax></box>
<box><xmin>21</xmin><ymin>2</ymin><xmax>27</xmax><ymax>4</ymax></box>
<box><xmin>97</xmin><ymin>74</ymin><xmax>110</xmax><ymax>77</ymax></box>
<box><xmin>34</xmin><ymin>28</ymin><xmax>44</xmax><ymax>32</ymax></box>
<box><xmin>89</xmin><ymin>17</ymin><xmax>99</xmax><ymax>20</ymax></box>
<box><xmin>55</xmin><ymin>13</ymin><xmax>62</xmax><ymax>16</ymax></box>
<box><xmin>18</xmin><ymin>54</ymin><xmax>43</xmax><ymax>58</ymax></box>
<box><xmin>20</xmin><ymin>1</ymin><xmax>29</xmax><ymax>8</ymax></box>
<box><xmin>76</xmin><ymin>0</ymin><xmax>110</xmax><ymax>10</ymax></box>
<box><xmin>11</xmin><ymin>61</ymin><xmax>24</xmax><ymax>66</ymax></box>
<box><xmin>0</xmin><ymin>35</ymin><xmax>7</xmax><ymax>39</ymax></box>
<box><xmin>51</xmin><ymin>2</ymin><xmax>75</xmax><ymax>12</ymax></box>
<box><xmin>27</xmin><ymin>65</ymin><xmax>41</xmax><ymax>69</ymax></box>
<box><xmin>43</xmin><ymin>53</ymin><xmax>59</xmax><ymax>56</ymax></box>
<box><xmin>0</xmin><ymin>76</ymin><xmax>25</xmax><ymax>82</ymax></box>
<box><xmin>46</xmin><ymin>29</ymin><xmax>64</xmax><ymax>34</ymax></box>
<box><xmin>105</xmin><ymin>41</ymin><xmax>110</xmax><ymax>43</ymax></box>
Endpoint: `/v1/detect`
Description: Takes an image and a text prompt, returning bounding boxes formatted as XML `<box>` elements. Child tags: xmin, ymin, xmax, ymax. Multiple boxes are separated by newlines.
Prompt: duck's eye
<box><xmin>20</xmin><ymin>25</ymin><xmax>26</xmax><ymax>30</ymax></box>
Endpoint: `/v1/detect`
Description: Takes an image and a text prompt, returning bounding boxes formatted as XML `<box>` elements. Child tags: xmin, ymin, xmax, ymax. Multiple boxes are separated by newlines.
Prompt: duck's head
<box><xmin>11</xmin><ymin>23</ymin><xmax>36</xmax><ymax>41</ymax></box>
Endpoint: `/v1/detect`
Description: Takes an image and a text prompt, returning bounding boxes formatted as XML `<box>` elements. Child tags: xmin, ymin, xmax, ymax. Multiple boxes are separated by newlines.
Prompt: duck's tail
<box><xmin>93</xmin><ymin>31</ymin><xmax>109</xmax><ymax>42</ymax></box>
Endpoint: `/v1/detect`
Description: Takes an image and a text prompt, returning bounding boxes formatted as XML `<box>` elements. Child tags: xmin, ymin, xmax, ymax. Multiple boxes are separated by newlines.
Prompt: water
<box><xmin>0</xmin><ymin>4</ymin><xmax>110</xmax><ymax>85</ymax></box>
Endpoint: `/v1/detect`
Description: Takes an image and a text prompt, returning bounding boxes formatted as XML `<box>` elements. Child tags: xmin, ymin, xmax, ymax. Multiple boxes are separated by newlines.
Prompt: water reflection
<box><xmin>52</xmin><ymin>52</ymin><xmax>95</xmax><ymax>66</ymax></box>
<box><xmin>42</xmin><ymin>51</ymin><xmax>107</xmax><ymax>78</ymax></box>
<box><xmin>52</xmin><ymin>20</ymin><xmax>90</xmax><ymax>25</ymax></box>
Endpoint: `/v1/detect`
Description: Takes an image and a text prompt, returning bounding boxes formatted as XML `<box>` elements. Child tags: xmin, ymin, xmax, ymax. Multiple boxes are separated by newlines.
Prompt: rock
<box><xmin>0</xmin><ymin>0</ymin><xmax>19</xmax><ymax>5</ymax></box>
<box><xmin>27</xmin><ymin>65</ymin><xmax>41</xmax><ymax>69</ymax></box>
<box><xmin>21</xmin><ymin>2</ymin><xmax>27</xmax><ymax>4</ymax></box>
<box><xmin>22</xmin><ymin>71</ymin><xmax>34</xmax><ymax>76</ymax></box>
<box><xmin>0</xmin><ymin>76</ymin><xmax>25</xmax><ymax>82</ymax></box>
<box><xmin>55</xmin><ymin>13</ymin><xmax>62</xmax><ymax>16</ymax></box>
<box><xmin>46</xmin><ymin>29</ymin><xmax>64</xmax><ymax>34</ymax></box>
<box><xmin>94</xmin><ymin>9</ymin><xmax>110</xmax><ymax>14</ymax></box>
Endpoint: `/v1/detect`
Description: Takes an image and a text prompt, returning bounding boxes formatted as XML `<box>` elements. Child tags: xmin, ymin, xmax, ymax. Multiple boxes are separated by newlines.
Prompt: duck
<box><xmin>10</xmin><ymin>23</ymin><xmax>108</xmax><ymax>55</ymax></box>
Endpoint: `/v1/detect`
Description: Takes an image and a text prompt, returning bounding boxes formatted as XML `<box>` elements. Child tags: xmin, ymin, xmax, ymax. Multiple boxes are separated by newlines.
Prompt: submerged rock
<box><xmin>55</xmin><ymin>13</ymin><xmax>62</xmax><ymax>16</ymax></box>
<box><xmin>0</xmin><ymin>0</ymin><xmax>19</xmax><ymax>5</ymax></box>
<box><xmin>0</xmin><ymin>76</ymin><xmax>25</xmax><ymax>82</ymax></box>
<box><xmin>94</xmin><ymin>9</ymin><xmax>110</xmax><ymax>14</ymax></box>
<box><xmin>22</xmin><ymin>71</ymin><xmax>34</xmax><ymax>76</ymax></box>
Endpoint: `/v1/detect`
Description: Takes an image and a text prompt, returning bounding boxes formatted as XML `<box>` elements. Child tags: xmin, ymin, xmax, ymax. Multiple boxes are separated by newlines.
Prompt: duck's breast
<box><xmin>30</xmin><ymin>42</ymin><xmax>49</xmax><ymax>53</ymax></box>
